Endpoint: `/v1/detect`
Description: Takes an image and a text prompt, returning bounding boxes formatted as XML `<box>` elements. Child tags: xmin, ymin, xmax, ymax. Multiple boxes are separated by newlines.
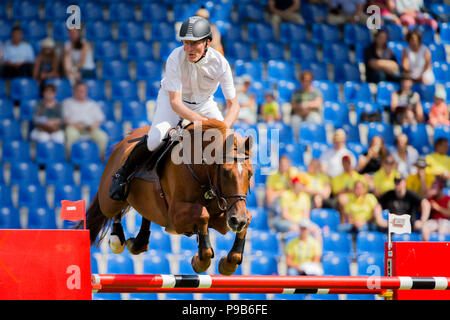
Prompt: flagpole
<box><xmin>83</xmin><ymin>200</ymin><xmax>86</xmax><ymax>230</ymax></box>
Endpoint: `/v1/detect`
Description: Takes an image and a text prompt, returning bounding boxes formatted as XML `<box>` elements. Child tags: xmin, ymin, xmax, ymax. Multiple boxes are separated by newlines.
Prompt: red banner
<box><xmin>60</xmin><ymin>200</ymin><xmax>85</xmax><ymax>228</ymax></box>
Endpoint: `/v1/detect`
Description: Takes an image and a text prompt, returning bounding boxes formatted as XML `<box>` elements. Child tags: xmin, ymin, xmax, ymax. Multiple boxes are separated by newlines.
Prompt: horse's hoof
<box><xmin>218</xmin><ymin>256</ymin><xmax>237</xmax><ymax>276</ymax></box>
<box><xmin>191</xmin><ymin>254</ymin><xmax>211</xmax><ymax>274</ymax></box>
<box><xmin>109</xmin><ymin>235</ymin><xmax>125</xmax><ymax>254</ymax></box>
<box><xmin>126</xmin><ymin>237</ymin><xmax>149</xmax><ymax>255</ymax></box>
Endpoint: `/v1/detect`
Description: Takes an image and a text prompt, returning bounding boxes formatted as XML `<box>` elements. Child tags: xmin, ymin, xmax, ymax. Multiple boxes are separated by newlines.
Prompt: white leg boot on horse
<box><xmin>109</xmin><ymin>218</ymin><xmax>126</xmax><ymax>254</ymax></box>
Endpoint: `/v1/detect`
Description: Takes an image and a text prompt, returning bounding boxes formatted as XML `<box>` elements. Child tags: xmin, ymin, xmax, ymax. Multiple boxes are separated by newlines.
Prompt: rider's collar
<box><xmin>191</xmin><ymin>47</ymin><xmax>209</xmax><ymax>65</ymax></box>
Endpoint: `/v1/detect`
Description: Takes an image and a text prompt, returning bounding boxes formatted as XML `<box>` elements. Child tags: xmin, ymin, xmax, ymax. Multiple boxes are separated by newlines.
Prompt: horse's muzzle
<box><xmin>227</xmin><ymin>215</ymin><xmax>249</xmax><ymax>233</ymax></box>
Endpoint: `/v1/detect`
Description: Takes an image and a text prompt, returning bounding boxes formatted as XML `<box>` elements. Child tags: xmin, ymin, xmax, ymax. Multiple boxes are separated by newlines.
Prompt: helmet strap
<box><xmin>194</xmin><ymin>39</ymin><xmax>210</xmax><ymax>63</ymax></box>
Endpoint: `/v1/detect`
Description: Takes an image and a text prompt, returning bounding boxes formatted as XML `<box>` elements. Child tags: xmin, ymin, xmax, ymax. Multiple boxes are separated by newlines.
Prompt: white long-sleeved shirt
<box><xmin>161</xmin><ymin>46</ymin><xmax>236</xmax><ymax>105</ymax></box>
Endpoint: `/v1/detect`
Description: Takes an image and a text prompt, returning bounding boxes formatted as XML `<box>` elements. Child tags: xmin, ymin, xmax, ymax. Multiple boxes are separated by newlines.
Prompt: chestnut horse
<box><xmin>84</xmin><ymin>119</ymin><xmax>254</xmax><ymax>275</ymax></box>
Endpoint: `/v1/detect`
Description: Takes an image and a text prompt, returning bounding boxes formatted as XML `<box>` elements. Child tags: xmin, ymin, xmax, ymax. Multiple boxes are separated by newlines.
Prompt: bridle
<box><xmin>184</xmin><ymin>154</ymin><xmax>250</xmax><ymax>214</ymax></box>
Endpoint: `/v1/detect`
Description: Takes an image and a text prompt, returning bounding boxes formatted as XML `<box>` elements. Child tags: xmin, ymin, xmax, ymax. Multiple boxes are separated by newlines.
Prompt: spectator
<box><xmin>195</xmin><ymin>8</ymin><xmax>224</xmax><ymax>56</ymax></box>
<box><xmin>274</xmin><ymin>175</ymin><xmax>311</xmax><ymax>233</ymax></box>
<box><xmin>234</xmin><ymin>75</ymin><xmax>257</xmax><ymax>124</ymax></box>
<box><xmin>390</xmin><ymin>72</ymin><xmax>424</xmax><ymax>125</ymax></box>
<box><xmin>339</xmin><ymin>180</ymin><xmax>383</xmax><ymax>233</ymax></box>
<box><xmin>390</xmin><ymin>133</ymin><xmax>419</xmax><ymax>177</ymax></box>
<box><xmin>319</xmin><ymin>129</ymin><xmax>356</xmax><ymax>178</ymax></box>
<box><xmin>291</xmin><ymin>71</ymin><xmax>324</xmax><ymax>137</ymax></box>
<box><xmin>373</xmin><ymin>154</ymin><xmax>400</xmax><ymax>197</ymax></box>
<box><xmin>327</xmin><ymin>0</ymin><xmax>368</xmax><ymax>24</ymax></box>
<box><xmin>331</xmin><ymin>155</ymin><xmax>365</xmax><ymax>221</ymax></box>
<box><xmin>63</xmin><ymin>28</ymin><xmax>95</xmax><ymax>85</ymax></box>
<box><xmin>358</xmin><ymin>135</ymin><xmax>388</xmax><ymax>175</ymax></box>
<box><xmin>62</xmin><ymin>81</ymin><xmax>108</xmax><ymax>159</ymax></box>
<box><xmin>425</xmin><ymin>138</ymin><xmax>450</xmax><ymax>183</ymax></box>
<box><xmin>260</xmin><ymin>91</ymin><xmax>281</xmax><ymax>123</ymax></box>
<box><xmin>30</xmin><ymin>84</ymin><xmax>64</xmax><ymax>144</ymax></box>
<box><xmin>401</xmin><ymin>29</ymin><xmax>434</xmax><ymax>85</ymax></box>
<box><xmin>406</xmin><ymin>156</ymin><xmax>435</xmax><ymax>198</ymax></box>
<box><xmin>305</xmin><ymin>158</ymin><xmax>332</xmax><ymax>209</ymax></box>
<box><xmin>379</xmin><ymin>175</ymin><xmax>431</xmax><ymax>232</ymax></box>
<box><xmin>422</xmin><ymin>178</ymin><xmax>450</xmax><ymax>241</ymax></box>
<box><xmin>268</xmin><ymin>0</ymin><xmax>304</xmax><ymax>39</ymax></box>
<box><xmin>368</xmin><ymin>0</ymin><xmax>402</xmax><ymax>25</ymax></box>
<box><xmin>0</xmin><ymin>40</ymin><xmax>3</xmax><ymax>64</ymax></box>
<box><xmin>428</xmin><ymin>86</ymin><xmax>449</xmax><ymax>127</ymax></box>
<box><xmin>32</xmin><ymin>38</ymin><xmax>60</xmax><ymax>88</ymax></box>
<box><xmin>1</xmin><ymin>26</ymin><xmax>34</xmax><ymax>78</ymax></box>
<box><xmin>396</xmin><ymin>0</ymin><xmax>438</xmax><ymax>30</ymax></box>
<box><xmin>364</xmin><ymin>29</ymin><xmax>401</xmax><ymax>84</ymax></box>
<box><xmin>285</xmin><ymin>219</ymin><xmax>323</xmax><ymax>276</ymax></box>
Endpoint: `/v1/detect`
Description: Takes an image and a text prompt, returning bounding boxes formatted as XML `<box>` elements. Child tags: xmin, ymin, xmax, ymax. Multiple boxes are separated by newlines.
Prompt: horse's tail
<box><xmin>76</xmin><ymin>193</ymin><xmax>112</xmax><ymax>246</ymax></box>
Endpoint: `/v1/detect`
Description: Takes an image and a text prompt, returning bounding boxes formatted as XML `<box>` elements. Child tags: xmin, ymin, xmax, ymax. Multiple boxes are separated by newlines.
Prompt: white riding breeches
<box><xmin>146</xmin><ymin>89</ymin><xmax>224</xmax><ymax>151</ymax></box>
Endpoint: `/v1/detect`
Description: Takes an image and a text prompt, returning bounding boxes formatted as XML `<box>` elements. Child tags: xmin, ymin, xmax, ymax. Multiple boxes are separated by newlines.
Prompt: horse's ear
<box><xmin>244</xmin><ymin>135</ymin><xmax>254</xmax><ymax>155</ymax></box>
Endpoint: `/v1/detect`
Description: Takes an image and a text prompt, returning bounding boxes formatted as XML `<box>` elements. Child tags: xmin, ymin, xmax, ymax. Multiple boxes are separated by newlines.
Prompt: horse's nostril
<box><xmin>229</xmin><ymin>217</ymin><xmax>238</xmax><ymax>226</ymax></box>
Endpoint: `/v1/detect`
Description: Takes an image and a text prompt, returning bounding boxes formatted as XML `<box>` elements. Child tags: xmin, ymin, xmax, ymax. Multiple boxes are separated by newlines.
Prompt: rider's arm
<box><xmin>223</xmin><ymin>97</ymin><xmax>240</xmax><ymax>128</ymax></box>
<box><xmin>168</xmin><ymin>91</ymin><xmax>208</xmax><ymax>123</ymax></box>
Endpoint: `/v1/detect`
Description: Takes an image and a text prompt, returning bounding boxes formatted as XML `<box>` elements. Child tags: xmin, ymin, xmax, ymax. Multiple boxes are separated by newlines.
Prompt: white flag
<box><xmin>388</xmin><ymin>213</ymin><xmax>411</xmax><ymax>235</ymax></box>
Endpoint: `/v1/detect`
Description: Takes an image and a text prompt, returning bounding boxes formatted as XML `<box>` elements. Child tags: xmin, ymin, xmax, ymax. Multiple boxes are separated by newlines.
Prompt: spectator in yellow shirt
<box><xmin>373</xmin><ymin>154</ymin><xmax>400</xmax><ymax>197</ymax></box>
<box><xmin>339</xmin><ymin>180</ymin><xmax>383</xmax><ymax>233</ymax></box>
<box><xmin>426</xmin><ymin>138</ymin><xmax>450</xmax><ymax>183</ymax></box>
<box><xmin>274</xmin><ymin>175</ymin><xmax>311</xmax><ymax>233</ymax></box>
<box><xmin>260</xmin><ymin>91</ymin><xmax>281</xmax><ymax>122</ymax></box>
<box><xmin>285</xmin><ymin>219</ymin><xmax>323</xmax><ymax>276</ymax></box>
<box><xmin>406</xmin><ymin>156</ymin><xmax>435</xmax><ymax>197</ymax></box>
<box><xmin>305</xmin><ymin>158</ymin><xmax>332</xmax><ymax>209</ymax></box>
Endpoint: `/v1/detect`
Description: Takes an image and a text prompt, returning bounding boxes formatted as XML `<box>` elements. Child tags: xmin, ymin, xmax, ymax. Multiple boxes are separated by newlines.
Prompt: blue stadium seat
<box><xmin>177</xmin><ymin>257</ymin><xmax>204</xmax><ymax>275</ymax></box>
<box><xmin>10</xmin><ymin>161</ymin><xmax>40</xmax><ymax>185</ymax></box>
<box><xmin>85</xmin><ymin>80</ymin><xmax>106</xmax><ymax>101</ymax></box>
<box><xmin>118</xmin><ymin>21</ymin><xmax>145</xmax><ymax>42</ymax></box>
<box><xmin>45</xmin><ymin>162</ymin><xmax>75</xmax><ymax>186</ymax></box>
<box><xmin>357</xmin><ymin>252</ymin><xmax>384</xmax><ymax>276</ymax></box>
<box><xmin>322</xmin><ymin>252</ymin><xmax>351</xmax><ymax>276</ymax></box>
<box><xmin>258</xmin><ymin>42</ymin><xmax>284</xmax><ymax>61</ymax></box>
<box><xmin>45</xmin><ymin>78</ymin><xmax>72</xmax><ymax>100</ymax></box>
<box><xmin>85</xmin><ymin>21</ymin><xmax>113</xmax><ymax>41</ymax></box>
<box><xmin>265</xmin><ymin>121</ymin><xmax>295</xmax><ymax>145</ymax></box>
<box><xmin>218</xmin><ymin>21</ymin><xmax>243</xmax><ymax>43</ymax></box>
<box><xmin>343</xmin><ymin>23</ymin><xmax>372</xmax><ymax>46</ymax></box>
<box><xmin>434</xmin><ymin>124</ymin><xmax>450</xmax><ymax>142</ymax></box>
<box><xmin>428</xmin><ymin>43</ymin><xmax>447</xmax><ymax>63</ymax></box>
<box><xmin>311</xmin><ymin>24</ymin><xmax>340</xmax><ymax>45</ymax></box>
<box><xmin>179</xmin><ymin>236</ymin><xmax>198</xmax><ymax>255</ymax></box>
<box><xmin>94</xmin><ymin>41</ymin><xmax>121</xmax><ymax>61</ymax></box>
<box><xmin>301</xmin><ymin>3</ymin><xmax>328</xmax><ymax>24</ymax></box>
<box><xmin>298</xmin><ymin>122</ymin><xmax>327</xmax><ymax>144</ymax></box>
<box><xmin>312</xmin><ymin>80</ymin><xmax>339</xmax><ymax>101</ymax></box>
<box><xmin>382</xmin><ymin>23</ymin><xmax>404</xmax><ymax>42</ymax></box>
<box><xmin>310</xmin><ymin>208</ymin><xmax>341</xmax><ymax>231</ymax></box>
<box><xmin>10</xmin><ymin>78</ymin><xmax>39</xmax><ymax>101</ymax></box>
<box><xmin>44</xmin><ymin>1</ymin><xmax>68</xmax><ymax>20</ymax></box>
<box><xmin>103</xmin><ymin>60</ymin><xmax>130</xmax><ymax>81</ymax></box>
<box><xmin>54</xmin><ymin>184</ymin><xmax>82</xmax><ymax>206</ymax></box>
<box><xmin>334</xmin><ymin>63</ymin><xmax>361</xmax><ymax>83</ymax></box>
<box><xmin>392</xmin><ymin>232</ymin><xmax>422</xmax><ymax>241</ymax></box>
<box><xmin>97</xmin><ymin>101</ymin><xmax>115</xmax><ymax>121</ymax></box>
<box><xmin>280</xmin><ymin>142</ymin><xmax>305</xmax><ymax>167</ymax></box>
<box><xmin>249</xmin><ymin>255</ymin><xmax>278</xmax><ymax>275</ymax></box>
<box><xmin>267</xmin><ymin>60</ymin><xmax>296</xmax><ymax>83</ymax></box>
<box><xmin>347</xmin><ymin>142</ymin><xmax>368</xmax><ymax>160</ymax></box>
<box><xmin>354</xmin><ymin>43</ymin><xmax>366</xmax><ymax>63</ymax></box>
<box><xmin>0</xmin><ymin>20</ymin><xmax>12</xmax><ymax>41</ymax></box>
<box><xmin>413</xmin><ymin>25</ymin><xmax>435</xmax><ymax>44</ymax></box>
<box><xmin>234</xmin><ymin>60</ymin><xmax>263</xmax><ymax>81</ymax></box>
<box><xmin>0</xmin><ymin>79</ymin><xmax>6</xmax><ymax>97</ymax></box>
<box><xmin>0</xmin><ymin>205</ymin><xmax>21</xmax><ymax>229</ymax></box>
<box><xmin>128</xmin><ymin>41</ymin><xmax>154</xmax><ymax>61</ymax></box>
<box><xmin>247</xmin><ymin>22</ymin><xmax>275</xmax><ymax>43</ymax></box>
<box><xmin>204</xmin><ymin>2</ymin><xmax>233</xmax><ymax>21</ymax></box>
<box><xmin>355</xmin><ymin>102</ymin><xmax>382</xmax><ymax>124</ymax></box>
<box><xmin>27</xmin><ymin>206</ymin><xmax>57</xmax><ymax>229</ymax></box>
<box><xmin>346</xmin><ymin>294</ymin><xmax>376</xmax><ymax>300</ymax></box>
<box><xmin>151</xmin><ymin>22</ymin><xmax>176</xmax><ymax>42</ymax></box>
<box><xmin>376</xmin><ymin>81</ymin><xmax>400</xmax><ymax>107</ymax></box>
<box><xmin>0</xmin><ymin>99</ymin><xmax>14</xmax><ymax>119</ymax></box>
<box><xmin>225</xmin><ymin>42</ymin><xmax>252</xmax><ymax>61</ymax></box>
<box><xmin>111</xmin><ymin>80</ymin><xmax>139</xmax><ymax>101</ymax></box>
<box><xmin>236</xmin><ymin>3</ymin><xmax>265</xmax><ymax>21</ymax></box>
<box><xmin>273</xmin><ymin>293</ymin><xmax>306</xmax><ymax>300</ymax></box>
<box><xmin>18</xmin><ymin>183</ymin><xmax>48</xmax><ymax>208</ymax></box>
<box><xmin>12</xmin><ymin>1</ymin><xmax>39</xmax><ymax>20</ymax></box>
<box><xmin>0</xmin><ymin>184</ymin><xmax>13</xmax><ymax>206</ymax></box>
<box><xmin>109</xmin><ymin>3</ymin><xmax>135</xmax><ymax>21</ymax></box>
<box><xmin>202</xmin><ymin>293</ymin><xmax>230</xmax><ymax>300</ymax></box>
<box><xmin>79</xmin><ymin>2</ymin><xmax>104</xmax><ymax>21</ymax></box>
<box><xmin>1</xmin><ymin>140</ymin><xmax>30</xmax><ymax>163</ymax></box>
<box><xmin>142</xmin><ymin>253</ymin><xmax>171</xmax><ymax>274</ymax></box>
<box><xmin>430</xmin><ymin>3</ymin><xmax>450</xmax><ymax>21</ymax></box>
<box><xmin>92</xmin><ymin>293</ymin><xmax>121</xmax><ymax>300</ymax></box>
<box><xmin>158</xmin><ymin>41</ymin><xmax>178</xmax><ymax>61</ymax></box>
<box><xmin>101</xmin><ymin>120</ymin><xmax>123</xmax><ymax>145</ymax></box>
<box><xmin>121</xmin><ymin>100</ymin><xmax>147</xmax><ymax>122</ymax></box>
<box><xmin>238</xmin><ymin>293</ymin><xmax>267</xmax><ymax>300</ymax></box>
<box><xmin>35</xmin><ymin>142</ymin><xmax>66</xmax><ymax>166</ymax></box>
<box><xmin>22</xmin><ymin>20</ymin><xmax>47</xmax><ymax>40</ymax></box>
<box><xmin>19</xmin><ymin>99</ymin><xmax>37</xmax><ymax>121</ymax></box>
<box><xmin>52</xmin><ymin>20</ymin><xmax>69</xmax><ymax>42</ymax></box>
<box><xmin>412</xmin><ymin>83</ymin><xmax>435</xmax><ymax>102</ymax></box>
<box><xmin>433</xmin><ymin>62</ymin><xmax>450</xmax><ymax>83</ymax></box>
<box><xmin>0</xmin><ymin>3</ymin><xmax>6</xmax><ymax>19</ymax></box>
<box><xmin>429</xmin><ymin>232</ymin><xmax>450</xmax><ymax>241</ymax></box>
<box><xmin>141</xmin><ymin>3</ymin><xmax>168</xmax><ymax>22</ymax></box>
<box><xmin>280</xmin><ymin>23</ymin><xmax>308</xmax><ymax>44</ymax></box>
<box><xmin>250</xmin><ymin>230</ymin><xmax>279</xmax><ymax>254</ymax></box>
<box><xmin>301</xmin><ymin>61</ymin><xmax>328</xmax><ymax>80</ymax></box>
<box><xmin>323</xmin><ymin>101</ymin><xmax>350</xmax><ymax>127</ymax></box>
<box><xmin>367</xmin><ymin>122</ymin><xmax>395</xmax><ymax>145</ymax></box>
<box><xmin>129</xmin><ymin>293</ymin><xmax>158</xmax><ymax>300</ymax></box>
<box><xmin>145</xmin><ymin>80</ymin><xmax>162</xmax><ymax>100</ymax></box>
<box><xmin>440</xmin><ymin>23</ymin><xmax>450</xmax><ymax>44</ymax></box>
<box><xmin>149</xmin><ymin>231</ymin><xmax>172</xmax><ymax>252</ymax></box>
<box><xmin>276</xmin><ymin>80</ymin><xmax>298</xmax><ymax>103</ymax></box>
<box><xmin>322</xmin><ymin>231</ymin><xmax>352</xmax><ymax>254</ymax></box>
<box><xmin>164</xmin><ymin>293</ymin><xmax>194</xmax><ymax>300</ymax></box>
<box><xmin>290</xmin><ymin>42</ymin><xmax>318</xmax><ymax>64</ymax></box>
<box><xmin>106</xmin><ymin>255</ymin><xmax>135</xmax><ymax>274</ymax></box>
<box><xmin>247</xmin><ymin>207</ymin><xmax>268</xmax><ymax>230</ymax></box>
<box><xmin>310</xmin><ymin>142</ymin><xmax>329</xmax><ymax>159</ymax></box>
<box><xmin>80</xmin><ymin>162</ymin><xmax>103</xmax><ymax>187</ymax></box>
<box><xmin>136</xmin><ymin>60</ymin><xmax>163</xmax><ymax>82</ymax></box>
<box><xmin>344</xmin><ymin>81</ymin><xmax>373</xmax><ymax>102</ymax></box>
<box><xmin>0</xmin><ymin>169</ymin><xmax>3</xmax><ymax>184</ymax></box>
<box><xmin>323</xmin><ymin>42</ymin><xmax>351</xmax><ymax>64</ymax></box>
<box><xmin>173</xmin><ymin>3</ymin><xmax>201</xmax><ymax>22</ymax></box>
<box><xmin>70</xmin><ymin>141</ymin><xmax>101</xmax><ymax>166</ymax></box>
<box><xmin>356</xmin><ymin>231</ymin><xmax>386</xmax><ymax>254</ymax></box>
<box><xmin>387</xmin><ymin>41</ymin><xmax>407</xmax><ymax>64</ymax></box>
<box><xmin>402</xmin><ymin>123</ymin><xmax>431</xmax><ymax>154</ymax></box>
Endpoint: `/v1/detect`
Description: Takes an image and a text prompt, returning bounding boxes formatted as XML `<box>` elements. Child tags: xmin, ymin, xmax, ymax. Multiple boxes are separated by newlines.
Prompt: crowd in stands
<box><xmin>0</xmin><ymin>0</ymin><xmax>449</xmax><ymax>300</ymax></box>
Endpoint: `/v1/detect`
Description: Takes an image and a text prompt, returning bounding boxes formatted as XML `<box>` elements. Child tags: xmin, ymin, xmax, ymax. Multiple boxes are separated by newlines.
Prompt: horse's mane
<box><xmin>184</xmin><ymin>119</ymin><xmax>228</xmax><ymax>136</ymax></box>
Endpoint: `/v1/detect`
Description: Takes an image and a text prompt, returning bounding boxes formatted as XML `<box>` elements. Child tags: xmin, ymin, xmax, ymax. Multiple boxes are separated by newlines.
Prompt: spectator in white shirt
<box><xmin>1</xmin><ymin>26</ymin><xmax>35</xmax><ymax>78</ymax></box>
<box><xmin>62</xmin><ymin>81</ymin><xmax>108</xmax><ymax>159</ymax></box>
<box><xmin>319</xmin><ymin>129</ymin><xmax>356</xmax><ymax>178</ymax></box>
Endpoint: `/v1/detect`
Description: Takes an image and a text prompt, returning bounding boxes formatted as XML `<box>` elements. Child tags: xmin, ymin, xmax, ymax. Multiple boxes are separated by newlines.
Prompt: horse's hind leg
<box><xmin>109</xmin><ymin>216</ymin><xmax>126</xmax><ymax>254</ymax></box>
<box><xmin>126</xmin><ymin>218</ymin><xmax>151</xmax><ymax>255</ymax></box>
<box><xmin>218</xmin><ymin>223</ymin><xmax>249</xmax><ymax>276</ymax></box>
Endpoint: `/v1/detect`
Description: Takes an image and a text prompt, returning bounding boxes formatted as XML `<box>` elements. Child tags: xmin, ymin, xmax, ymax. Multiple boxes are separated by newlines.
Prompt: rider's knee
<box><xmin>146</xmin><ymin>133</ymin><xmax>161</xmax><ymax>152</ymax></box>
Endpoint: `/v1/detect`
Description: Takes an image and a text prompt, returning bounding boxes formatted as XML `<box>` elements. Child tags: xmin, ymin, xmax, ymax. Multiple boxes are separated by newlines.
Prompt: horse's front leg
<box><xmin>218</xmin><ymin>218</ymin><xmax>250</xmax><ymax>276</ymax></box>
<box><xmin>126</xmin><ymin>217</ymin><xmax>151</xmax><ymax>255</ymax></box>
<box><xmin>109</xmin><ymin>216</ymin><xmax>126</xmax><ymax>254</ymax></box>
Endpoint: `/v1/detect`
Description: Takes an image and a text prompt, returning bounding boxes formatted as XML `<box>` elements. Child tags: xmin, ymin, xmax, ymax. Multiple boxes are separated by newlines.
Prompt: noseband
<box><xmin>185</xmin><ymin>155</ymin><xmax>249</xmax><ymax>213</ymax></box>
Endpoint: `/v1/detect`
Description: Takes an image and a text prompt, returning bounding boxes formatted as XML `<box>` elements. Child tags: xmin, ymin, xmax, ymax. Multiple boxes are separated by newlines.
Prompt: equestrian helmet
<box><xmin>179</xmin><ymin>16</ymin><xmax>212</xmax><ymax>42</ymax></box>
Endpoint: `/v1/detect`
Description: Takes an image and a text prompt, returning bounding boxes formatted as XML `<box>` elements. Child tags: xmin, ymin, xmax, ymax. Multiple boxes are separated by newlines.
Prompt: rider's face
<box><xmin>183</xmin><ymin>40</ymin><xmax>207</xmax><ymax>62</ymax></box>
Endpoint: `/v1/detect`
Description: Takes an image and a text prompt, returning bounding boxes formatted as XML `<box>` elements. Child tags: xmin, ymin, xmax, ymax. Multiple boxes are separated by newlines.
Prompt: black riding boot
<box><xmin>109</xmin><ymin>136</ymin><xmax>151</xmax><ymax>201</ymax></box>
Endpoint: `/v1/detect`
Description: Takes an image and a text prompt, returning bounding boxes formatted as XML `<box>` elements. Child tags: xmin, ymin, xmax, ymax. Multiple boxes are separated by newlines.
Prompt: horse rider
<box><xmin>109</xmin><ymin>16</ymin><xmax>241</xmax><ymax>201</ymax></box>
